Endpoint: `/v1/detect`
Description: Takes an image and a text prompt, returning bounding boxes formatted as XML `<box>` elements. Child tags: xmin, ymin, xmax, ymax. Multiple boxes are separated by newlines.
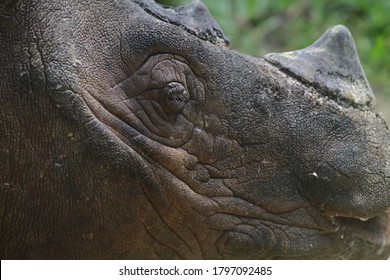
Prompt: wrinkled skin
<box><xmin>1</xmin><ymin>0</ymin><xmax>390</xmax><ymax>259</ymax></box>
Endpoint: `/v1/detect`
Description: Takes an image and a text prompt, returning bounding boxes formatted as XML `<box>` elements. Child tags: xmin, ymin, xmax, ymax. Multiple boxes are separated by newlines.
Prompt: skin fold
<box><xmin>0</xmin><ymin>0</ymin><xmax>389</xmax><ymax>259</ymax></box>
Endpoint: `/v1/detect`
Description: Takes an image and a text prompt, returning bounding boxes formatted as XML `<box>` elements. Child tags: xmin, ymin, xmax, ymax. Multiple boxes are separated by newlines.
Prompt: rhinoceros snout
<box><xmin>265</xmin><ymin>25</ymin><xmax>375</xmax><ymax>110</ymax></box>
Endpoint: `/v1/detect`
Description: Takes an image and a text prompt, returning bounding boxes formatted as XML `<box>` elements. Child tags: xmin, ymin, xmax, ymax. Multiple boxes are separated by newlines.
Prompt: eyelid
<box><xmin>161</xmin><ymin>82</ymin><xmax>190</xmax><ymax>114</ymax></box>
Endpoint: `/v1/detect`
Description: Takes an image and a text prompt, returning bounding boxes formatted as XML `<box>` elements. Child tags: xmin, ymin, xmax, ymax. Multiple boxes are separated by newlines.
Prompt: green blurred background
<box><xmin>157</xmin><ymin>0</ymin><xmax>390</xmax><ymax>120</ymax></box>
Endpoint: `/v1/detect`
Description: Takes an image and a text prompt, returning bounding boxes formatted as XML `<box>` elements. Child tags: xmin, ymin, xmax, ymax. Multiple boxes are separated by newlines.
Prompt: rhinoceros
<box><xmin>0</xmin><ymin>0</ymin><xmax>389</xmax><ymax>259</ymax></box>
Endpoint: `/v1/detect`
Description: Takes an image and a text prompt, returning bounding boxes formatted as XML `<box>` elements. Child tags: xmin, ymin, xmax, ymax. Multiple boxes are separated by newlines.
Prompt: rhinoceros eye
<box><xmin>159</xmin><ymin>82</ymin><xmax>190</xmax><ymax>114</ymax></box>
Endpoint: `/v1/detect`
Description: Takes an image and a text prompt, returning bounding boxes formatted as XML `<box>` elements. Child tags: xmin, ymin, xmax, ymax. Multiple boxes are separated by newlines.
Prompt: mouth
<box><xmin>331</xmin><ymin>208</ymin><xmax>390</xmax><ymax>246</ymax></box>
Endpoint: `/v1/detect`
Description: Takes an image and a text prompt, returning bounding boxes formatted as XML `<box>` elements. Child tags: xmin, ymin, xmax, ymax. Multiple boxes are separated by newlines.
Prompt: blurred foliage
<box><xmin>157</xmin><ymin>0</ymin><xmax>390</xmax><ymax>116</ymax></box>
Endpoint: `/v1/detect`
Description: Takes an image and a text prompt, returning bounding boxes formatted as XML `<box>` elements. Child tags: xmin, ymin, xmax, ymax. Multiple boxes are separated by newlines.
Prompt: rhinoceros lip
<box><xmin>331</xmin><ymin>208</ymin><xmax>390</xmax><ymax>246</ymax></box>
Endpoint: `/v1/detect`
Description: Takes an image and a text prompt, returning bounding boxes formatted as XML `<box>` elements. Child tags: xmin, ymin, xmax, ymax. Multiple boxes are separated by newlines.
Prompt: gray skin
<box><xmin>1</xmin><ymin>0</ymin><xmax>390</xmax><ymax>259</ymax></box>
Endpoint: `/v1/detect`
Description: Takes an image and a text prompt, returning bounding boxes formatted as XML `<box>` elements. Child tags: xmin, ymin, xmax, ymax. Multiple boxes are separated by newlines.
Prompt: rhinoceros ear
<box><xmin>265</xmin><ymin>25</ymin><xmax>375</xmax><ymax>110</ymax></box>
<box><xmin>135</xmin><ymin>0</ymin><xmax>229</xmax><ymax>46</ymax></box>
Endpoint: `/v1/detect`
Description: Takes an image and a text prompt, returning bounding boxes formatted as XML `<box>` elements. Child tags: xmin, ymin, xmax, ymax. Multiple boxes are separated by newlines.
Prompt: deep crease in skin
<box><xmin>80</xmin><ymin>89</ymin><xmax>204</xmax><ymax>258</ymax></box>
<box><xmin>81</xmin><ymin>84</ymin><xmax>338</xmax><ymax>238</ymax></box>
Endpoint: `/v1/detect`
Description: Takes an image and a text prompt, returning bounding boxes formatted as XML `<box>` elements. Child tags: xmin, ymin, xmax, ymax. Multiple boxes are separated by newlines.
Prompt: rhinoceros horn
<box><xmin>135</xmin><ymin>0</ymin><xmax>229</xmax><ymax>45</ymax></box>
<box><xmin>265</xmin><ymin>25</ymin><xmax>375</xmax><ymax>110</ymax></box>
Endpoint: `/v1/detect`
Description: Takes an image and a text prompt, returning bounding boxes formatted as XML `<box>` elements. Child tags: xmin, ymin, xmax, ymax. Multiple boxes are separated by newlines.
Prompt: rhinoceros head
<box><xmin>1</xmin><ymin>0</ymin><xmax>389</xmax><ymax>259</ymax></box>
